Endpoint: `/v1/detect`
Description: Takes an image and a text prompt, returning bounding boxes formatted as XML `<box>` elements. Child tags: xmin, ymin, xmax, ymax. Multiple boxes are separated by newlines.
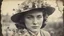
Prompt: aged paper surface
<box><xmin>1</xmin><ymin>0</ymin><xmax>63</xmax><ymax>36</ymax></box>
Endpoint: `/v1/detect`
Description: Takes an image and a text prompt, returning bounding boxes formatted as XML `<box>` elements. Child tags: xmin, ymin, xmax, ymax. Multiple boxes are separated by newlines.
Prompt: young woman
<box><xmin>11</xmin><ymin>0</ymin><xmax>55</xmax><ymax>36</ymax></box>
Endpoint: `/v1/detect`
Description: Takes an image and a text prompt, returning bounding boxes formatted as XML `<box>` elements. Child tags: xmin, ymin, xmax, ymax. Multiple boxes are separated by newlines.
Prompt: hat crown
<box><xmin>14</xmin><ymin>0</ymin><xmax>51</xmax><ymax>13</ymax></box>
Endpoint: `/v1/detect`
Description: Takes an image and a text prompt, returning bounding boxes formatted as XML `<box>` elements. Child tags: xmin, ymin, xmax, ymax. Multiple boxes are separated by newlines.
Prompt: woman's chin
<box><xmin>30</xmin><ymin>29</ymin><xmax>40</xmax><ymax>32</ymax></box>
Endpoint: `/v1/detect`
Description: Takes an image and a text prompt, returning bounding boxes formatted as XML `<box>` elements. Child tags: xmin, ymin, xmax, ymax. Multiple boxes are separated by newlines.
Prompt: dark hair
<box><xmin>15</xmin><ymin>11</ymin><xmax>47</xmax><ymax>29</ymax></box>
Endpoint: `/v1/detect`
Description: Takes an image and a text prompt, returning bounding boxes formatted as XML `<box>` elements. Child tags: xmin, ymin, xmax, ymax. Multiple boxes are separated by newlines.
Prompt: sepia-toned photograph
<box><xmin>1</xmin><ymin>0</ymin><xmax>63</xmax><ymax>36</ymax></box>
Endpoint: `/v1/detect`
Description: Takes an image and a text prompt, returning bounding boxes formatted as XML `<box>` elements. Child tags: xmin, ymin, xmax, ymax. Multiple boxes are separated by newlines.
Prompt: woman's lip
<box><xmin>32</xmin><ymin>26</ymin><xmax>39</xmax><ymax>29</ymax></box>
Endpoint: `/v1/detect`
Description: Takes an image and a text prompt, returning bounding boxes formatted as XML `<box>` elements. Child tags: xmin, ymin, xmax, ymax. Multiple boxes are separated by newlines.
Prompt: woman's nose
<box><xmin>33</xmin><ymin>18</ymin><xmax>38</xmax><ymax>25</ymax></box>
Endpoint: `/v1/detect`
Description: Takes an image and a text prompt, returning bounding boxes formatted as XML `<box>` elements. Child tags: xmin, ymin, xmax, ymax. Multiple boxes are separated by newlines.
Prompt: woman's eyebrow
<box><xmin>26</xmin><ymin>15</ymin><xmax>33</xmax><ymax>17</ymax></box>
<box><xmin>37</xmin><ymin>15</ymin><xmax>42</xmax><ymax>17</ymax></box>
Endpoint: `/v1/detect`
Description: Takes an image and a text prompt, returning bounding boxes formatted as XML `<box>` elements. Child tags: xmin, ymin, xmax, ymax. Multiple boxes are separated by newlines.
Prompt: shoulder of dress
<box><xmin>40</xmin><ymin>29</ymin><xmax>51</xmax><ymax>36</ymax></box>
<box><xmin>17</xmin><ymin>29</ymin><xmax>30</xmax><ymax>36</ymax></box>
<box><xmin>19</xmin><ymin>29</ymin><xmax>28</xmax><ymax>34</ymax></box>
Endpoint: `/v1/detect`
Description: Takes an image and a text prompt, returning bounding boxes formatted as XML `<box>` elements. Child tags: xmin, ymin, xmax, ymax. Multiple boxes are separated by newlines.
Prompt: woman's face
<box><xmin>24</xmin><ymin>11</ymin><xmax>43</xmax><ymax>32</ymax></box>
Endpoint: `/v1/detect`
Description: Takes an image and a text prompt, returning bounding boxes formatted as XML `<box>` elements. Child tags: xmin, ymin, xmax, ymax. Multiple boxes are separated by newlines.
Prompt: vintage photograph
<box><xmin>1</xmin><ymin>0</ymin><xmax>63</xmax><ymax>36</ymax></box>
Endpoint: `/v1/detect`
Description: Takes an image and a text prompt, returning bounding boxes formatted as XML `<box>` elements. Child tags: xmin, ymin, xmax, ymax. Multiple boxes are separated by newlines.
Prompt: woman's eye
<box><xmin>37</xmin><ymin>15</ymin><xmax>42</xmax><ymax>19</ymax></box>
<box><xmin>26</xmin><ymin>16</ymin><xmax>33</xmax><ymax>19</ymax></box>
<box><xmin>26</xmin><ymin>15</ymin><xmax>33</xmax><ymax>19</ymax></box>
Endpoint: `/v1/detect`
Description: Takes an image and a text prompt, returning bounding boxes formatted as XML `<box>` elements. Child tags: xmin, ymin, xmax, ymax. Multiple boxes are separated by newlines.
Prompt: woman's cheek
<box><xmin>25</xmin><ymin>19</ymin><xmax>33</xmax><ymax>24</ymax></box>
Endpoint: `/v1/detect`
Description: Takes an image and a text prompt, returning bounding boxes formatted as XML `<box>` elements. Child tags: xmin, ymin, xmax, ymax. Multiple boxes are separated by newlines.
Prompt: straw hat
<box><xmin>11</xmin><ymin>0</ymin><xmax>55</xmax><ymax>23</ymax></box>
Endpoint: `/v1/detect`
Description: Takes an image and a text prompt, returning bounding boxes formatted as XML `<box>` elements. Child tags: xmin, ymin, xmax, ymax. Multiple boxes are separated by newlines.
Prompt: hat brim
<box><xmin>11</xmin><ymin>7</ymin><xmax>55</xmax><ymax>23</ymax></box>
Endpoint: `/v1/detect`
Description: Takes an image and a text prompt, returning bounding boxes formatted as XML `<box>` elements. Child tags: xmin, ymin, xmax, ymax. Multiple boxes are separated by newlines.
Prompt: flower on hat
<box><xmin>13</xmin><ymin>0</ymin><xmax>51</xmax><ymax>13</ymax></box>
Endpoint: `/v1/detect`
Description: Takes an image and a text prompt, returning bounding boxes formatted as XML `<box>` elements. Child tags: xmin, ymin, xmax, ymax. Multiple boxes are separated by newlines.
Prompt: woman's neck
<box><xmin>27</xmin><ymin>29</ymin><xmax>40</xmax><ymax>35</ymax></box>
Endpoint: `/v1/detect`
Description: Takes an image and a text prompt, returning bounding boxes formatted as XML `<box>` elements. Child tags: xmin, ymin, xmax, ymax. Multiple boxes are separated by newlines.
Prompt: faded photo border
<box><xmin>0</xmin><ymin>0</ymin><xmax>64</xmax><ymax>36</ymax></box>
<box><xmin>0</xmin><ymin>0</ymin><xmax>3</xmax><ymax>36</ymax></box>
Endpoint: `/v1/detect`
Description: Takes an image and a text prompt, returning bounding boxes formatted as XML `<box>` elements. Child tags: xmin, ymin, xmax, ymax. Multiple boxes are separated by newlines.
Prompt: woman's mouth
<box><xmin>32</xmin><ymin>26</ymin><xmax>39</xmax><ymax>29</ymax></box>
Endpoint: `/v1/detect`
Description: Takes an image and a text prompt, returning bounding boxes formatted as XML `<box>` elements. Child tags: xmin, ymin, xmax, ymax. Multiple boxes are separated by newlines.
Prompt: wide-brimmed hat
<box><xmin>11</xmin><ymin>0</ymin><xmax>55</xmax><ymax>23</ymax></box>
